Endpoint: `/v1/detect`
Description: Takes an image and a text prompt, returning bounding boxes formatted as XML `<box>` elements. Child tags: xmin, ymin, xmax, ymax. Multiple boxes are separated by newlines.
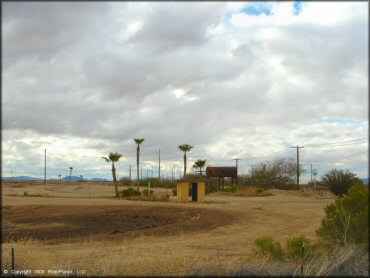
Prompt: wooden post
<box><xmin>11</xmin><ymin>240</ymin><xmax>15</xmax><ymax>271</ymax></box>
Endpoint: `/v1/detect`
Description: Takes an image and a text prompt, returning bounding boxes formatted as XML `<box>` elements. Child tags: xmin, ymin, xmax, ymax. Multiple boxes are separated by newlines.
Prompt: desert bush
<box><xmin>245</xmin><ymin>159</ymin><xmax>304</xmax><ymax>189</ymax></box>
<box><xmin>255</xmin><ymin>237</ymin><xmax>284</xmax><ymax>260</ymax></box>
<box><xmin>286</xmin><ymin>236</ymin><xmax>321</xmax><ymax>260</ymax></box>
<box><xmin>140</xmin><ymin>178</ymin><xmax>176</xmax><ymax>189</ymax></box>
<box><xmin>146</xmin><ymin>192</ymin><xmax>169</xmax><ymax>202</ymax></box>
<box><xmin>142</xmin><ymin>189</ymin><xmax>154</xmax><ymax>196</ymax></box>
<box><xmin>205</xmin><ymin>184</ymin><xmax>219</xmax><ymax>194</ymax></box>
<box><xmin>316</xmin><ymin>182</ymin><xmax>369</xmax><ymax>245</ymax></box>
<box><xmin>220</xmin><ymin>186</ymin><xmax>236</xmax><ymax>193</ymax></box>
<box><xmin>119</xmin><ymin>177</ymin><xmax>133</xmax><ymax>186</ymax></box>
<box><xmin>233</xmin><ymin>187</ymin><xmax>274</xmax><ymax>197</ymax></box>
<box><xmin>321</xmin><ymin>169</ymin><xmax>363</xmax><ymax>196</ymax></box>
<box><xmin>120</xmin><ymin>188</ymin><xmax>141</xmax><ymax>198</ymax></box>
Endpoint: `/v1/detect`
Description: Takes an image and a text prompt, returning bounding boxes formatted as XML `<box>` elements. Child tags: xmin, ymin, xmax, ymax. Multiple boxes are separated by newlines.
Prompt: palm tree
<box><xmin>102</xmin><ymin>152</ymin><xmax>122</xmax><ymax>198</ymax></box>
<box><xmin>80</xmin><ymin>175</ymin><xmax>83</xmax><ymax>182</ymax></box>
<box><xmin>69</xmin><ymin>167</ymin><xmax>73</xmax><ymax>182</ymax></box>
<box><xmin>134</xmin><ymin>138</ymin><xmax>145</xmax><ymax>191</ymax></box>
<box><xmin>192</xmin><ymin>159</ymin><xmax>207</xmax><ymax>176</ymax></box>
<box><xmin>178</xmin><ymin>144</ymin><xmax>193</xmax><ymax>178</ymax></box>
<box><xmin>58</xmin><ymin>174</ymin><xmax>62</xmax><ymax>182</ymax></box>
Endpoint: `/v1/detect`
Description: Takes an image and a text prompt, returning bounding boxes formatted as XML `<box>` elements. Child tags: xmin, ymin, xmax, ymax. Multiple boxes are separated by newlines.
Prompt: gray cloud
<box><xmin>2</xmin><ymin>2</ymin><xmax>368</xmax><ymax>180</ymax></box>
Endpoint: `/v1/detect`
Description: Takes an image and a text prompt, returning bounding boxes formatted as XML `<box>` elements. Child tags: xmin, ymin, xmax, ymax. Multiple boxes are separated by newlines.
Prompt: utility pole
<box><xmin>292</xmin><ymin>146</ymin><xmax>304</xmax><ymax>191</ymax></box>
<box><xmin>11</xmin><ymin>169</ymin><xmax>13</xmax><ymax>181</ymax></box>
<box><xmin>44</xmin><ymin>149</ymin><xmax>47</xmax><ymax>184</ymax></box>
<box><xmin>129</xmin><ymin>164</ymin><xmax>131</xmax><ymax>181</ymax></box>
<box><xmin>233</xmin><ymin>158</ymin><xmax>241</xmax><ymax>184</ymax></box>
<box><xmin>310</xmin><ymin>164</ymin><xmax>313</xmax><ymax>184</ymax></box>
<box><xmin>146</xmin><ymin>168</ymin><xmax>148</xmax><ymax>180</ymax></box>
<box><xmin>158</xmin><ymin>149</ymin><xmax>161</xmax><ymax>180</ymax></box>
<box><xmin>233</xmin><ymin>158</ymin><xmax>241</xmax><ymax>169</ymax></box>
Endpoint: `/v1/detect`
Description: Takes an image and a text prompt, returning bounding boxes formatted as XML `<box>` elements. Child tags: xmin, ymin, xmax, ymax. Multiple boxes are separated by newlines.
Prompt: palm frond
<box><xmin>134</xmin><ymin>138</ymin><xmax>145</xmax><ymax>144</ymax></box>
<box><xmin>178</xmin><ymin>144</ymin><xmax>194</xmax><ymax>152</ymax></box>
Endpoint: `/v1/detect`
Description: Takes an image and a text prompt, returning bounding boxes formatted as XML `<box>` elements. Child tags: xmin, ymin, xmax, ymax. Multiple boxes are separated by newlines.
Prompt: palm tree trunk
<box><xmin>112</xmin><ymin>162</ymin><xmax>119</xmax><ymax>198</ymax></box>
<box><xmin>184</xmin><ymin>152</ymin><xmax>187</xmax><ymax>178</ymax></box>
<box><xmin>137</xmin><ymin>145</ymin><xmax>140</xmax><ymax>191</ymax></box>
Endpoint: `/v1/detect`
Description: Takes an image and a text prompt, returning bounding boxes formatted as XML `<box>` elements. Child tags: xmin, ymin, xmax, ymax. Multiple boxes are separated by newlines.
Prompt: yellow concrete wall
<box><xmin>177</xmin><ymin>182</ymin><xmax>189</xmax><ymax>203</ymax></box>
<box><xmin>197</xmin><ymin>181</ymin><xmax>205</xmax><ymax>203</ymax></box>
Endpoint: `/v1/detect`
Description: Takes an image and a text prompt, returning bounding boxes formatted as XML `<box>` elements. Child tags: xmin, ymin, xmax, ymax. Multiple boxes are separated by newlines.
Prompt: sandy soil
<box><xmin>1</xmin><ymin>181</ymin><xmax>335</xmax><ymax>271</ymax></box>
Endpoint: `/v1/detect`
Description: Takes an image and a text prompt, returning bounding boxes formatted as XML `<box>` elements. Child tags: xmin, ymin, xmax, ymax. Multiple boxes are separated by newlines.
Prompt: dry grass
<box><xmin>233</xmin><ymin>187</ymin><xmax>274</xmax><ymax>197</ymax></box>
<box><xmin>2</xmin><ymin>238</ymin><xmax>367</xmax><ymax>276</ymax></box>
<box><xmin>2</xmin><ymin>184</ymin><xmax>339</xmax><ymax>276</ymax></box>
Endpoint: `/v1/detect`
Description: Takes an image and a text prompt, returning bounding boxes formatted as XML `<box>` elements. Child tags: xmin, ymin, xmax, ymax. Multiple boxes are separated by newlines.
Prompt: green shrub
<box><xmin>220</xmin><ymin>186</ymin><xmax>236</xmax><ymax>193</ymax></box>
<box><xmin>316</xmin><ymin>182</ymin><xmax>369</xmax><ymax>245</ymax></box>
<box><xmin>140</xmin><ymin>178</ymin><xmax>176</xmax><ymax>188</ymax></box>
<box><xmin>321</xmin><ymin>169</ymin><xmax>363</xmax><ymax>196</ymax></box>
<box><xmin>142</xmin><ymin>189</ymin><xmax>154</xmax><ymax>196</ymax></box>
<box><xmin>119</xmin><ymin>177</ymin><xmax>133</xmax><ymax>186</ymax></box>
<box><xmin>120</xmin><ymin>188</ymin><xmax>141</xmax><ymax>198</ymax></box>
<box><xmin>255</xmin><ymin>237</ymin><xmax>284</xmax><ymax>260</ymax></box>
<box><xmin>286</xmin><ymin>236</ymin><xmax>321</xmax><ymax>259</ymax></box>
<box><xmin>172</xmin><ymin>188</ymin><xmax>177</xmax><ymax>196</ymax></box>
<box><xmin>205</xmin><ymin>184</ymin><xmax>219</xmax><ymax>194</ymax></box>
<box><xmin>256</xmin><ymin>187</ymin><xmax>264</xmax><ymax>194</ymax></box>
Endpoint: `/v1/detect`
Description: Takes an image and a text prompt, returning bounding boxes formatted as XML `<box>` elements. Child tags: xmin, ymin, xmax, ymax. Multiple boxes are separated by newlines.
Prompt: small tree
<box><xmin>178</xmin><ymin>144</ymin><xmax>193</xmax><ymax>177</ymax></box>
<box><xmin>134</xmin><ymin>138</ymin><xmax>144</xmax><ymax>191</ymax></box>
<box><xmin>69</xmin><ymin>167</ymin><xmax>73</xmax><ymax>182</ymax></box>
<box><xmin>192</xmin><ymin>159</ymin><xmax>207</xmax><ymax>175</ymax></box>
<box><xmin>102</xmin><ymin>152</ymin><xmax>122</xmax><ymax>198</ymax></box>
<box><xmin>321</xmin><ymin>169</ymin><xmax>362</xmax><ymax>196</ymax></box>
<box><xmin>316</xmin><ymin>181</ymin><xmax>368</xmax><ymax>245</ymax></box>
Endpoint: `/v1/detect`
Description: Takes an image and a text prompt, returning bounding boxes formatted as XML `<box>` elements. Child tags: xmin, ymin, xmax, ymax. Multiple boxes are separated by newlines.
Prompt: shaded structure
<box><xmin>177</xmin><ymin>178</ymin><xmax>205</xmax><ymax>203</ymax></box>
<box><xmin>206</xmin><ymin>166</ymin><xmax>237</xmax><ymax>188</ymax></box>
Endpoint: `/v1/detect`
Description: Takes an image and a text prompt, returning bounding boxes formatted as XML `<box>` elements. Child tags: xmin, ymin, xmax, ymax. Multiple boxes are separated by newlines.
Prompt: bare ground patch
<box><xmin>2</xmin><ymin>205</ymin><xmax>235</xmax><ymax>244</ymax></box>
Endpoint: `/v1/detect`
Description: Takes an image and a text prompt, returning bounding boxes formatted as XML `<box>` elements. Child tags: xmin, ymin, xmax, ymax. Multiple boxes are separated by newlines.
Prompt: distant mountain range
<box><xmin>1</xmin><ymin>175</ymin><xmax>109</xmax><ymax>182</ymax></box>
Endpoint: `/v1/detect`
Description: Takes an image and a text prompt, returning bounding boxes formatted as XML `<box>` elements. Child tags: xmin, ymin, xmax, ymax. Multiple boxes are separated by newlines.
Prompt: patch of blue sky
<box><xmin>293</xmin><ymin>1</ymin><xmax>303</xmax><ymax>16</ymax></box>
<box><xmin>241</xmin><ymin>3</ymin><xmax>273</xmax><ymax>16</ymax></box>
<box><xmin>322</xmin><ymin>119</ymin><xmax>363</xmax><ymax>125</ymax></box>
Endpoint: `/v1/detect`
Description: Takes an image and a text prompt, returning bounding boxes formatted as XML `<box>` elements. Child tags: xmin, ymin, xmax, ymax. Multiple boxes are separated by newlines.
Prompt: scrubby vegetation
<box><xmin>316</xmin><ymin>182</ymin><xmax>368</xmax><ymax>245</ymax></box>
<box><xmin>142</xmin><ymin>189</ymin><xmax>154</xmax><ymax>196</ymax></box>
<box><xmin>248</xmin><ymin>180</ymin><xmax>369</xmax><ymax>276</ymax></box>
<box><xmin>321</xmin><ymin>169</ymin><xmax>364</xmax><ymax>196</ymax></box>
<box><xmin>120</xmin><ymin>188</ymin><xmax>141</xmax><ymax>198</ymax></box>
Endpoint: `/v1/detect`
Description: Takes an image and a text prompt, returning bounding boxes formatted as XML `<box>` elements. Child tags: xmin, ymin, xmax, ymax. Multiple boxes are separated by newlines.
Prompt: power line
<box><xmin>305</xmin><ymin>138</ymin><xmax>367</xmax><ymax>147</ymax></box>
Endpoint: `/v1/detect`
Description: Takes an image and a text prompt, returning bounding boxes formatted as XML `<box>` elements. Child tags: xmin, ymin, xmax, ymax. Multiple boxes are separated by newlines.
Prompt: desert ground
<box><xmin>1</xmin><ymin>180</ymin><xmax>335</xmax><ymax>276</ymax></box>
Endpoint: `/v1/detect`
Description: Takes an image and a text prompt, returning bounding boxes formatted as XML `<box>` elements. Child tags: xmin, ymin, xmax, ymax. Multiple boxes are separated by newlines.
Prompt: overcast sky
<box><xmin>2</xmin><ymin>1</ymin><xmax>368</xmax><ymax>181</ymax></box>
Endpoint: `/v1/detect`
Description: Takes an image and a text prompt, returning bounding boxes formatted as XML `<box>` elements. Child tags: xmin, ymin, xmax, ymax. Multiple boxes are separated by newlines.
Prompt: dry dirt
<box><xmin>2</xmin><ymin>205</ymin><xmax>235</xmax><ymax>244</ymax></box>
<box><xmin>1</xmin><ymin>181</ymin><xmax>335</xmax><ymax>274</ymax></box>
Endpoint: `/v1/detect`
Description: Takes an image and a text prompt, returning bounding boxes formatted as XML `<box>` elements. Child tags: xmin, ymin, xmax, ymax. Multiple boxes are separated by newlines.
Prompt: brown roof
<box><xmin>206</xmin><ymin>167</ymin><xmax>237</xmax><ymax>178</ymax></box>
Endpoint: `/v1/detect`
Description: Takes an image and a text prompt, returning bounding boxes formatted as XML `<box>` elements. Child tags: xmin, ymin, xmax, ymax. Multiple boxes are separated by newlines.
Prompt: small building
<box><xmin>176</xmin><ymin>178</ymin><xmax>205</xmax><ymax>203</ymax></box>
